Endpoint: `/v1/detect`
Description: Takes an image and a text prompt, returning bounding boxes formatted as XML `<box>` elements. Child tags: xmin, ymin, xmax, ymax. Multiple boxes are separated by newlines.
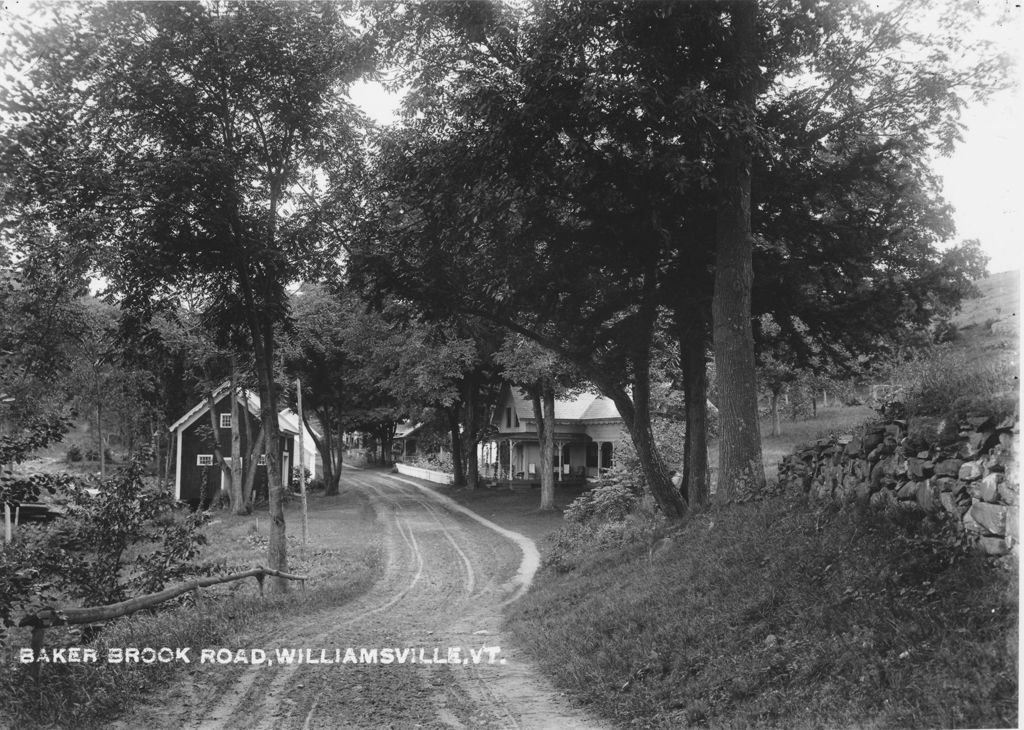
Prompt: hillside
<box><xmin>501</xmin><ymin>270</ymin><xmax>1020</xmax><ymax>729</ymax></box>
<box><xmin>952</xmin><ymin>270</ymin><xmax>1020</xmax><ymax>359</ymax></box>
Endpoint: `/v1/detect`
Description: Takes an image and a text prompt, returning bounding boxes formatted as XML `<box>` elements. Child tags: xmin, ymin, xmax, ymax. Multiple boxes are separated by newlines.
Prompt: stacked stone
<box><xmin>778</xmin><ymin>415</ymin><xmax>1019</xmax><ymax>556</ymax></box>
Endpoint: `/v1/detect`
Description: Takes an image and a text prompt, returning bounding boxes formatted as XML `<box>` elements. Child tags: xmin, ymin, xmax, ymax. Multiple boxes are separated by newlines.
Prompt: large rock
<box><xmin>998</xmin><ymin>480</ymin><xmax>1019</xmax><ymax>506</ymax></box>
<box><xmin>958</xmin><ymin>461</ymin><xmax>984</xmax><ymax>481</ymax></box>
<box><xmin>934</xmin><ymin>459</ymin><xmax>964</xmax><ymax>478</ymax></box>
<box><xmin>915</xmin><ymin>482</ymin><xmax>940</xmax><ymax>514</ymax></box>
<box><xmin>1006</xmin><ymin>506</ymin><xmax>1019</xmax><ymax>542</ymax></box>
<box><xmin>962</xmin><ymin>509</ymin><xmax>984</xmax><ymax>534</ymax></box>
<box><xmin>979</xmin><ymin>537</ymin><xmax>1010</xmax><ymax>556</ymax></box>
<box><xmin>896</xmin><ymin>482</ymin><xmax>917</xmax><ymax>500</ymax></box>
<box><xmin>939</xmin><ymin>491</ymin><xmax>964</xmax><ymax>516</ymax></box>
<box><xmin>976</xmin><ymin>473</ymin><xmax>1001</xmax><ymax>503</ymax></box>
<box><xmin>969</xmin><ymin>502</ymin><xmax>1008</xmax><ymax>536</ymax></box>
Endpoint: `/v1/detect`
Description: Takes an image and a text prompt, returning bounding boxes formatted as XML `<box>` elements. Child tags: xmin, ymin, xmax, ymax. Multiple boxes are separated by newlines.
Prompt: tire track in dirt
<box><xmin>128</xmin><ymin>469</ymin><xmax>603</xmax><ymax>729</ymax></box>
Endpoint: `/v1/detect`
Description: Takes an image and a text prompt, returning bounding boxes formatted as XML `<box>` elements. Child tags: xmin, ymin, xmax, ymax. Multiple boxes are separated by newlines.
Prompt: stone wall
<box><xmin>778</xmin><ymin>414</ymin><xmax>1019</xmax><ymax>556</ymax></box>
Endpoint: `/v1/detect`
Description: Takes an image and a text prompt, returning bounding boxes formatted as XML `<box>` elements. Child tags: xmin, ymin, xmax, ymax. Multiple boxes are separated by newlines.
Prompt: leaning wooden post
<box><xmin>296</xmin><ymin>378</ymin><xmax>308</xmax><ymax>556</ymax></box>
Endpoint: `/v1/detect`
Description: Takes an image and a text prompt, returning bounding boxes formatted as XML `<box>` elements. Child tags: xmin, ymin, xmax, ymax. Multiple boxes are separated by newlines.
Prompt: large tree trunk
<box><xmin>447</xmin><ymin>406</ymin><xmax>466</xmax><ymax>487</ymax></box>
<box><xmin>679</xmin><ymin>334</ymin><xmax>710</xmax><ymax>508</ymax></box>
<box><xmin>530</xmin><ymin>382</ymin><xmax>557</xmax><ymax>511</ymax></box>
<box><xmin>229</xmin><ymin>369</ymin><xmax>244</xmax><ymax>514</ymax></box>
<box><xmin>712</xmin><ymin>0</ymin><xmax>766</xmax><ymax>504</ymax></box>
<box><xmin>605</xmin><ymin>379</ymin><xmax>686</xmax><ymax>520</ymax></box>
<box><xmin>256</xmin><ymin>356</ymin><xmax>287</xmax><ymax>591</ymax></box>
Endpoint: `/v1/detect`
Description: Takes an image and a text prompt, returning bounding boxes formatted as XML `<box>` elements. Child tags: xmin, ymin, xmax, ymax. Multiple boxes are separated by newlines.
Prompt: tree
<box><xmin>1</xmin><ymin>2</ymin><xmax>374</xmax><ymax>590</ymax></box>
<box><xmin>364</xmin><ymin>0</ymin><xmax>1005</xmax><ymax>514</ymax></box>
<box><xmin>284</xmin><ymin>286</ymin><xmax>359</xmax><ymax>496</ymax></box>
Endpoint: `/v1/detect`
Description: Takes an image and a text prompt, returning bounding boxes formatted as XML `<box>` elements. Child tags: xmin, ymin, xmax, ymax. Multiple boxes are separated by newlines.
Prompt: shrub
<box><xmin>0</xmin><ymin>462</ymin><xmax>212</xmax><ymax>644</ymax></box>
<box><xmin>564</xmin><ymin>475</ymin><xmax>640</xmax><ymax>524</ymax></box>
<box><xmin>66</xmin><ymin>443</ymin><xmax>83</xmax><ymax>462</ymax></box>
<box><xmin>542</xmin><ymin>513</ymin><xmax>666</xmax><ymax>573</ymax></box>
<box><xmin>885</xmin><ymin>345</ymin><xmax>1017</xmax><ymax>420</ymax></box>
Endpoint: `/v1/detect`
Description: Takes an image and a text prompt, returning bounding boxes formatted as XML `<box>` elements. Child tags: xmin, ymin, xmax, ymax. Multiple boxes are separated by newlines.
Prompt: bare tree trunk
<box><xmin>530</xmin><ymin>382</ymin><xmax>557</xmax><ymax>511</ymax></box>
<box><xmin>680</xmin><ymin>334</ymin><xmax>710</xmax><ymax>507</ymax></box>
<box><xmin>770</xmin><ymin>391</ymin><xmax>781</xmax><ymax>437</ymax></box>
<box><xmin>605</xmin><ymin>382</ymin><xmax>685</xmax><ymax>520</ymax></box>
<box><xmin>712</xmin><ymin>0</ymin><xmax>766</xmax><ymax>504</ymax></box>
<box><xmin>447</xmin><ymin>407</ymin><xmax>466</xmax><ymax>487</ymax></box>
<box><xmin>230</xmin><ymin>369</ymin><xmax>244</xmax><ymax>513</ymax></box>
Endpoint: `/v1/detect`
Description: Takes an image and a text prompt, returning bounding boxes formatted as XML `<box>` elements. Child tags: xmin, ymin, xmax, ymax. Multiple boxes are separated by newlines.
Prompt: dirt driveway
<box><xmin>131</xmin><ymin>468</ymin><xmax>605</xmax><ymax>730</ymax></box>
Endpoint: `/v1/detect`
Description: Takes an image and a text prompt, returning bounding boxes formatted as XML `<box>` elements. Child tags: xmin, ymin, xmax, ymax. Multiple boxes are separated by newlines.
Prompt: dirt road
<box><xmin>144</xmin><ymin>469</ymin><xmax>605</xmax><ymax>730</ymax></box>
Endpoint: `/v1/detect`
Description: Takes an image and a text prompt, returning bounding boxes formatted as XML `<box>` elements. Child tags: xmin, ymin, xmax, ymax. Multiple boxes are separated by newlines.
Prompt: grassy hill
<box><xmin>503</xmin><ymin>273</ymin><xmax>1020</xmax><ymax>729</ymax></box>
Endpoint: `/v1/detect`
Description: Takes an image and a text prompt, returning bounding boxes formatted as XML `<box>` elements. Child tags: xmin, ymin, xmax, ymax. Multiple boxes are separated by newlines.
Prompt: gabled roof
<box><xmin>501</xmin><ymin>384</ymin><xmax>621</xmax><ymax>424</ymax></box>
<box><xmin>169</xmin><ymin>383</ymin><xmax>320</xmax><ymax>440</ymax></box>
<box><xmin>395</xmin><ymin>421</ymin><xmax>424</xmax><ymax>439</ymax></box>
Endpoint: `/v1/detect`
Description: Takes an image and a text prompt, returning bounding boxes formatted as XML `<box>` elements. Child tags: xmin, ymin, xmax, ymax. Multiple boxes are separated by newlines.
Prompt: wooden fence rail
<box><xmin>18</xmin><ymin>565</ymin><xmax>307</xmax><ymax>677</ymax></box>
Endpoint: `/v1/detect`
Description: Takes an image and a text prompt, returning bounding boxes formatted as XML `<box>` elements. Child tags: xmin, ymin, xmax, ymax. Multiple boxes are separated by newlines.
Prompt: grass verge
<box><xmin>0</xmin><ymin>488</ymin><xmax>383</xmax><ymax>729</ymax></box>
<box><xmin>506</xmin><ymin>497</ymin><xmax>1017</xmax><ymax>729</ymax></box>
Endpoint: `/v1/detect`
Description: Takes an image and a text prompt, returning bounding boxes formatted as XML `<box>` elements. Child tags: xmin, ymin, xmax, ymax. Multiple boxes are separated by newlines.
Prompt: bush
<box><xmin>543</xmin><ymin>513</ymin><xmax>665</xmax><ymax>573</ymax></box>
<box><xmin>66</xmin><ymin>443</ymin><xmax>83</xmax><ymax>462</ymax></box>
<box><xmin>0</xmin><ymin>462</ymin><xmax>212</xmax><ymax>645</ymax></box>
<box><xmin>884</xmin><ymin>345</ymin><xmax>1017</xmax><ymax>420</ymax></box>
<box><xmin>564</xmin><ymin>475</ymin><xmax>640</xmax><ymax>524</ymax></box>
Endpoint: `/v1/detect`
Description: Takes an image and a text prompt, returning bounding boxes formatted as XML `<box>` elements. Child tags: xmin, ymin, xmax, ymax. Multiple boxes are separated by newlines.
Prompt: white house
<box><xmin>482</xmin><ymin>384</ymin><xmax>625</xmax><ymax>486</ymax></box>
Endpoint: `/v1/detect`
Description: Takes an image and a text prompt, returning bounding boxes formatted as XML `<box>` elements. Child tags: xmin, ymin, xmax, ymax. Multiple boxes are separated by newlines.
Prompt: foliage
<box><xmin>0</xmin><ymin>412</ymin><xmax>71</xmax><ymax>468</ymax></box>
<box><xmin>2</xmin><ymin>1</ymin><xmax>377</xmax><ymax>586</ymax></box>
<box><xmin>879</xmin><ymin>345</ymin><xmax>1018</xmax><ymax>421</ymax></box>
<box><xmin>542</xmin><ymin>513</ymin><xmax>665</xmax><ymax>575</ymax></box>
<box><xmin>563</xmin><ymin>480</ymin><xmax>641</xmax><ymax>526</ymax></box>
<box><xmin>405</xmin><ymin>450</ymin><xmax>454</xmax><ymax>475</ymax></box>
<box><xmin>1</xmin><ymin>463</ymin><xmax>210</xmax><ymax>633</ymax></box>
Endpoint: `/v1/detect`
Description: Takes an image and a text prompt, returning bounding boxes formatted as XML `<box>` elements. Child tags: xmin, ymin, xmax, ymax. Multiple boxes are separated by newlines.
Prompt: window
<box><xmin>586</xmin><ymin>443</ymin><xmax>598</xmax><ymax>468</ymax></box>
<box><xmin>220</xmin><ymin>413</ymin><xmax>232</xmax><ymax>429</ymax></box>
<box><xmin>257</xmin><ymin>454</ymin><xmax>267</xmax><ymax>466</ymax></box>
<box><xmin>514</xmin><ymin>411</ymin><xmax>519</xmax><ymax>428</ymax></box>
<box><xmin>506</xmin><ymin>407</ymin><xmax>512</xmax><ymax>428</ymax></box>
<box><xmin>196</xmin><ymin>454</ymin><xmax>214</xmax><ymax>466</ymax></box>
<box><xmin>601</xmin><ymin>442</ymin><xmax>613</xmax><ymax>468</ymax></box>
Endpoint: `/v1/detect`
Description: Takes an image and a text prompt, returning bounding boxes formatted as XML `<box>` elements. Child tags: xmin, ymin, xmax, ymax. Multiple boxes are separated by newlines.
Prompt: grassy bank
<box><xmin>506</xmin><ymin>497</ymin><xmax>1017</xmax><ymax>729</ymax></box>
<box><xmin>0</xmin><ymin>489</ymin><xmax>383</xmax><ymax>729</ymax></box>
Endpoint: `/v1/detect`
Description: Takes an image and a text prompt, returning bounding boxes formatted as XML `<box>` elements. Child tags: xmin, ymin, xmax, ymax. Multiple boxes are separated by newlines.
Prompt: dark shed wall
<box><xmin>179</xmin><ymin>395</ymin><xmax>264</xmax><ymax>504</ymax></box>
